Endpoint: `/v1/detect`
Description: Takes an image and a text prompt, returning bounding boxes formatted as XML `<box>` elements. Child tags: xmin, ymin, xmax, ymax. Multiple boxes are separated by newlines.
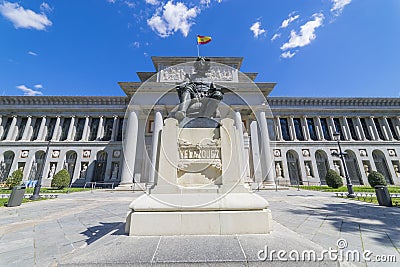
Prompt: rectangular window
<box><xmin>280</xmin><ymin>118</ymin><xmax>290</xmax><ymax>141</ymax></box>
<box><xmin>267</xmin><ymin>118</ymin><xmax>276</xmax><ymax>141</ymax></box>
<box><xmin>346</xmin><ymin>118</ymin><xmax>359</xmax><ymax>140</ymax></box>
<box><xmin>306</xmin><ymin>118</ymin><xmax>317</xmax><ymax>141</ymax></box>
<box><xmin>74</xmin><ymin>118</ymin><xmax>86</xmax><ymax>141</ymax></box>
<box><xmin>360</xmin><ymin>118</ymin><xmax>372</xmax><ymax>140</ymax></box>
<box><xmin>1</xmin><ymin>117</ymin><xmax>12</xmax><ymax>141</ymax></box>
<box><xmin>116</xmin><ymin>118</ymin><xmax>124</xmax><ymax>141</ymax></box>
<box><xmin>46</xmin><ymin>118</ymin><xmax>57</xmax><ymax>141</ymax></box>
<box><xmin>102</xmin><ymin>118</ymin><xmax>114</xmax><ymax>141</ymax></box>
<box><xmin>373</xmin><ymin>118</ymin><xmax>385</xmax><ymax>140</ymax></box>
<box><xmin>16</xmin><ymin>118</ymin><xmax>28</xmax><ymax>141</ymax></box>
<box><xmin>293</xmin><ymin>118</ymin><xmax>304</xmax><ymax>141</ymax></box>
<box><xmin>333</xmin><ymin>118</ymin><xmax>344</xmax><ymax>140</ymax></box>
<box><xmin>387</xmin><ymin>118</ymin><xmax>399</xmax><ymax>140</ymax></box>
<box><xmin>89</xmin><ymin>118</ymin><xmax>100</xmax><ymax>141</ymax></box>
<box><xmin>320</xmin><ymin>118</ymin><xmax>331</xmax><ymax>140</ymax></box>
<box><xmin>60</xmin><ymin>118</ymin><xmax>71</xmax><ymax>141</ymax></box>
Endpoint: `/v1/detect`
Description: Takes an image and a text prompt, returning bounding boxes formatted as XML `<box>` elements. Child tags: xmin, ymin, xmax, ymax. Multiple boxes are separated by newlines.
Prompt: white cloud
<box><xmin>0</xmin><ymin>2</ymin><xmax>52</xmax><ymax>30</ymax></box>
<box><xmin>147</xmin><ymin>1</ymin><xmax>199</xmax><ymax>37</ymax></box>
<box><xmin>28</xmin><ymin>51</ymin><xmax>38</xmax><ymax>56</ymax></box>
<box><xmin>132</xmin><ymin>41</ymin><xmax>140</xmax><ymax>48</ymax></box>
<box><xmin>250</xmin><ymin>21</ymin><xmax>266</xmax><ymax>38</ymax></box>
<box><xmin>281</xmin><ymin>51</ymin><xmax>296</xmax><ymax>59</ymax></box>
<box><xmin>146</xmin><ymin>0</ymin><xmax>159</xmax><ymax>5</ymax></box>
<box><xmin>34</xmin><ymin>84</ymin><xmax>43</xmax><ymax>89</ymax></box>
<box><xmin>107</xmin><ymin>0</ymin><xmax>116</xmax><ymax>3</ymax></box>
<box><xmin>124</xmin><ymin>1</ymin><xmax>135</xmax><ymax>8</ymax></box>
<box><xmin>17</xmin><ymin>85</ymin><xmax>43</xmax><ymax>96</ymax></box>
<box><xmin>40</xmin><ymin>2</ymin><xmax>52</xmax><ymax>13</ymax></box>
<box><xmin>280</xmin><ymin>13</ymin><xmax>299</xmax><ymax>29</ymax></box>
<box><xmin>280</xmin><ymin>13</ymin><xmax>324</xmax><ymax>51</ymax></box>
<box><xmin>271</xmin><ymin>33</ymin><xmax>280</xmax><ymax>42</ymax></box>
<box><xmin>331</xmin><ymin>0</ymin><xmax>352</xmax><ymax>15</ymax></box>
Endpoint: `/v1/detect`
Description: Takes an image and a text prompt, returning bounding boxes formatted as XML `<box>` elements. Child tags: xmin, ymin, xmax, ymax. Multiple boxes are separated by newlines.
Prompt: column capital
<box><xmin>113</xmin><ymin>115</ymin><xmax>119</xmax><ymax>119</ymax></box>
<box><xmin>41</xmin><ymin>115</ymin><xmax>47</xmax><ymax>118</ymax></box>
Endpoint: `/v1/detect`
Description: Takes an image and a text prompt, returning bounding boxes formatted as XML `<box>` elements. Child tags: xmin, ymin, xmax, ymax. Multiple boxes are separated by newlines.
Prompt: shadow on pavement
<box><xmin>81</xmin><ymin>222</ymin><xmax>126</xmax><ymax>245</ymax></box>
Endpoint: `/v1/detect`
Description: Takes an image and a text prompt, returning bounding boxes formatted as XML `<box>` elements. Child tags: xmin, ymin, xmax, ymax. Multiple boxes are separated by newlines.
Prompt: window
<box><xmin>74</xmin><ymin>118</ymin><xmax>86</xmax><ymax>141</ymax></box>
<box><xmin>267</xmin><ymin>118</ymin><xmax>276</xmax><ymax>141</ymax></box>
<box><xmin>46</xmin><ymin>118</ymin><xmax>57</xmax><ymax>141</ymax></box>
<box><xmin>1</xmin><ymin>117</ymin><xmax>12</xmax><ymax>141</ymax></box>
<box><xmin>116</xmin><ymin>118</ymin><xmax>124</xmax><ymax>141</ymax></box>
<box><xmin>333</xmin><ymin>118</ymin><xmax>344</xmax><ymax>140</ymax></box>
<box><xmin>293</xmin><ymin>118</ymin><xmax>304</xmax><ymax>141</ymax></box>
<box><xmin>60</xmin><ymin>118</ymin><xmax>71</xmax><ymax>141</ymax></box>
<box><xmin>31</xmin><ymin>118</ymin><xmax>41</xmax><ymax>141</ymax></box>
<box><xmin>320</xmin><ymin>118</ymin><xmax>331</xmax><ymax>140</ymax></box>
<box><xmin>373</xmin><ymin>118</ymin><xmax>385</xmax><ymax>140</ymax></box>
<box><xmin>360</xmin><ymin>118</ymin><xmax>372</xmax><ymax>140</ymax></box>
<box><xmin>387</xmin><ymin>118</ymin><xmax>399</xmax><ymax>140</ymax></box>
<box><xmin>280</xmin><ymin>118</ymin><xmax>290</xmax><ymax>141</ymax></box>
<box><xmin>89</xmin><ymin>118</ymin><xmax>100</xmax><ymax>141</ymax></box>
<box><xmin>102</xmin><ymin>118</ymin><xmax>114</xmax><ymax>141</ymax></box>
<box><xmin>306</xmin><ymin>118</ymin><xmax>317</xmax><ymax>141</ymax></box>
<box><xmin>346</xmin><ymin>118</ymin><xmax>359</xmax><ymax>140</ymax></box>
<box><xmin>16</xmin><ymin>117</ymin><xmax>28</xmax><ymax>141</ymax></box>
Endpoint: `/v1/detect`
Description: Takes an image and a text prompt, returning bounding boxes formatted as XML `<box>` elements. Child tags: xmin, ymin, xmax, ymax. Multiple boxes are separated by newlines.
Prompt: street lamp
<box><xmin>331</xmin><ymin>132</ymin><xmax>355</xmax><ymax>198</ymax></box>
<box><xmin>30</xmin><ymin>140</ymin><xmax>51</xmax><ymax>200</ymax></box>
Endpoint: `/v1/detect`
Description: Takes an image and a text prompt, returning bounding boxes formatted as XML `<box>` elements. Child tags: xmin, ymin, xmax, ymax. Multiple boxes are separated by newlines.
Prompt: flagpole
<box><xmin>197</xmin><ymin>44</ymin><xmax>200</xmax><ymax>57</ymax></box>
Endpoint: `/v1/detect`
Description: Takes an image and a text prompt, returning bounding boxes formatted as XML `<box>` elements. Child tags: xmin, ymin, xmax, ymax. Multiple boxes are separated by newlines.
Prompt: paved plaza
<box><xmin>0</xmin><ymin>188</ymin><xmax>399</xmax><ymax>266</ymax></box>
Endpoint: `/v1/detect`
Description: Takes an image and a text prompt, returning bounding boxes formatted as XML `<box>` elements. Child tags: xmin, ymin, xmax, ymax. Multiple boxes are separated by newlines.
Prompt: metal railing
<box><xmin>84</xmin><ymin>182</ymin><xmax>115</xmax><ymax>191</ymax></box>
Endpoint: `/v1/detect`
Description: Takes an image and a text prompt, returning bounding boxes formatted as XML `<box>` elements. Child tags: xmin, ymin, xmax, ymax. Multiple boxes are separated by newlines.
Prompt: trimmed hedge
<box><xmin>367</xmin><ymin>171</ymin><xmax>387</xmax><ymax>188</ymax></box>
<box><xmin>51</xmin><ymin>169</ymin><xmax>71</xmax><ymax>189</ymax></box>
<box><xmin>6</xmin><ymin>169</ymin><xmax>24</xmax><ymax>188</ymax></box>
<box><xmin>325</xmin><ymin>169</ymin><xmax>344</xmax><ymax>189</ymax></box>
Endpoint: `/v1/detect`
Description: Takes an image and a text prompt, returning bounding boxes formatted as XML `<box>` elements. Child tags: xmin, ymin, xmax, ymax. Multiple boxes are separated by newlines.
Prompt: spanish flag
<box><xmin>197</xmin><ymin>35</ymin><xmax>212</xmax><ymax>45</ymax></box>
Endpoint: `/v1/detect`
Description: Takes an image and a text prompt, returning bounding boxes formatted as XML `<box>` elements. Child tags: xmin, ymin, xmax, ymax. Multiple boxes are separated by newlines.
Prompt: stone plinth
<box><xmin>125</xmin><ymin>117</ymin><xmax>273</xmax><ymax>236</ymax></box>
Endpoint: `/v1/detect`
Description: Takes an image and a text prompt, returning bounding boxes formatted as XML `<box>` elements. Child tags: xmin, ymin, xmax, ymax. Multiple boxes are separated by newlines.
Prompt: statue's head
<box><xmin>194</xmin><ymin>57</ymin><xmax>210</xmax><ymax>74</ymax></box>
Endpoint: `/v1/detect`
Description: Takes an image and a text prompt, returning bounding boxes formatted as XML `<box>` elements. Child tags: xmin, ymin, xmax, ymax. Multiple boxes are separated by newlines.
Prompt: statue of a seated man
<box><xmin>175</xmin><ymin>57</ymin><xmax>223</xmax><ymax>120</ymax></box>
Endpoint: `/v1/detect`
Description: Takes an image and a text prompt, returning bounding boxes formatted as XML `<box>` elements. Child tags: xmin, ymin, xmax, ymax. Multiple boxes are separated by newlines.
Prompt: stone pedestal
<box><xmin>125</xmin><ymin>117</ymin><xmax>273</xmax><ymax>236</ymax></box>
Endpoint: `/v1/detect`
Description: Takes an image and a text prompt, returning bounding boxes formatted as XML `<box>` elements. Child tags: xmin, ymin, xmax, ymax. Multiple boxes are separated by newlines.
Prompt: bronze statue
<box><xmin>175</xmin><ymin>57</ymin><xmax>223</xmax><ymax>120</ymax></box>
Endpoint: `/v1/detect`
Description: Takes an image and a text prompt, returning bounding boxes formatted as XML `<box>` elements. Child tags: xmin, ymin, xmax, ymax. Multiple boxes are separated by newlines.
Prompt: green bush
<box><xmin>51</xmin><ymin>169</ymin><xmax>71</xmax><ymax>189</ymax></box>
<box><xmin>6</xmin><ymin>169</ymin><xmax>24</xmax><ymax>188</ymax></box>
<box><xmin>325</xmin><ymin>169</ymin><xmax>344</xmax><ymax>189</ymax></box>
<box><xmin>367</xmin><ymin>171</ymin><xmax>387</xmax><ymax>188</ymax></box>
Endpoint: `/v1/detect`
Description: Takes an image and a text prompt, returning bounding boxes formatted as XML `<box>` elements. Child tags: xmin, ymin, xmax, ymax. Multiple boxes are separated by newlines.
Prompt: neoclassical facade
<box><xmin>1</xmin><ymin>56</ymin><xmax>399</xmax><ymax>187</ymax></box>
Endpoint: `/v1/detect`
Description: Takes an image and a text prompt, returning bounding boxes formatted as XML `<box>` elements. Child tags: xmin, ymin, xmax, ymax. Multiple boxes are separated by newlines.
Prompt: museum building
<box><xmin>0</xmin><ymin>56</ymin><xmax>400</xmax><ymax>188</ymax></box>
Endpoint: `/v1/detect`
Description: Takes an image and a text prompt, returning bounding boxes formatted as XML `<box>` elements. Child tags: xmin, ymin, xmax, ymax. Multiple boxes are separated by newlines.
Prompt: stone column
<box><xmin>355</xmin><ymin>117</ymin><xmax>366</xmax><ymax>140</ymax></box>
<box><xmin>0</xmin><ymin>115</ymin><xmax>3</xmax><ymax>139</ymax></box>
<box><xmin>250</xmin><ymin>120</ymin><xmax>263</xmax><ymax>183</ymax></box>
<box><xmin>255</xmin><ymin>107</ymin><xmax>275</xmax><ymax>185</ymax></box>
<box><xmin>96</xmin><ymin>116</ymin><xmax>104</xmax><ymax>141</ymax></box>
<box><xmin>341</xmin><ymin>116</ymin><xmax>351</xmax><ymax>140</ymax></box>
<box><xmin>51</xmin><ymin>116</ymin><xmax>61</xmax><ymax>141</ymax></box>
<box><xmin>368</xmin><ymin>116</ymin><xmax>378</xmax><ymax>140</ymax></box>
<box><xmin>119</xmin><ymin>107</ymin><xmax>139</xmax><ymax>187</ymax></box>
<box><xmin>274</xmin><ymin>116</ymin><xmax>282</xmax><ymax>141</ymax></box>
<box><xmin>315</xmin><ymin>116</ymin><xmax>324</xmax><ymax>140</ymax></box>
<box><xmin>37</xmin><ymin>116</ymin><xmax>47</xmax><ymax>141</ymax></box>
<box><xmin>81</xmin><ymin>116</ymin><xmax>90</xmax><ymax>141</ymax></box>
<box><xmin>395</xmin><ymin>117</ymin><xmax>400</xmax><ymax>139</ymax></box>
<box><xmin>5</xmin><ymin>116</ymin><xmax>18</xmax><ymax>141</ymax></box>
<box><xmin>382</xmin><ymin>117</ymin><xmax>393</xmax><ymax>141</ymax></box>
<box><xmin>327</xmin><ymin>117</ymin><xmax>336</xmax><ymax>139</ymax></box>
<box><xmin>301</xmin><ymin>116</ymin><xmax>309</xmax><ymax>141</ymax></box>
<box><xmin>288</xmin><ymin>116</ymin><xmax>296</xmax><ymax>141</ymax></box>
<box><xmin>149</xmin><ymin>109</ymin><xmax>163</xmax><ymax>185</ymax></box>
<box><xmin>21</xmin><ymin>116</ymin><xmax>32</xmax><ymax>141</ymax></box>
<box><xmin>66</xmin><ymin>116</ymin><xmax>76</xmax><ymax>141</ymax></box>
<box><xmin>111</xmin><ymin>115</ymin><xmax>119</xmax><ymax>141</ymax></box>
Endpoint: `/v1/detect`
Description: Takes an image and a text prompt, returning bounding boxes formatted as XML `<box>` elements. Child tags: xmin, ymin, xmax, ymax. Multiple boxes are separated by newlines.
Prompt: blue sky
<box><xmin>0</xmin><ymin>0</ymin><xmax>399</xmax><ymax>98</ymax></box>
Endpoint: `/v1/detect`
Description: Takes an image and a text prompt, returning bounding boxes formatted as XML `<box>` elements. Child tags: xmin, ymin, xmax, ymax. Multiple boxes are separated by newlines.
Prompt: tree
<box><xmin>51</xmin><ymin>169</ymin><xmax>71</xmax><ymax>189</ymax></box>
<box><xmin>6</xmin><ymin>169</ymin><xmax>24</xmax><ymax>188</ymax></box>
<box><xmin>367</xmin><ymin>171</ymin><xmax>387</xmax><ymax>188</ymax></box>
<box><xmin>325</xmin><ymin>169</ymin><xmax>343</xmax><ymax>189</ymax></box>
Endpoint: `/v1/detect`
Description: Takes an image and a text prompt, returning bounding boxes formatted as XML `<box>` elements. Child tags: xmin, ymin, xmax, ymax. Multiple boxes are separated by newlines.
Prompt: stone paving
<box><xmin>0</xmin><ymin>188</ymin><xmax>398</xmax><ymax>266</ymax></box>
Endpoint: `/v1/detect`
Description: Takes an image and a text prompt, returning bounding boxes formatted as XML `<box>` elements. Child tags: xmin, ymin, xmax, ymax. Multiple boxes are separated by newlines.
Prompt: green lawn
<box><xmin>339</xmin><ymin>196</ymin><xmax>400</xmax><ymax>206</ymax></box>
<box><xmin>0</xmin><ymin>197</ymin><xmax>46</xmax><ymax>207</ymax></box>
<box><xmin>292</xmin><ymin>185</ymin><xmax>400</xmax><ymax>193</ymax></box>
<box><xmin>0</xmin><ymin>187</ymin><xmax>92</xmax><ymax>194</ymax></box>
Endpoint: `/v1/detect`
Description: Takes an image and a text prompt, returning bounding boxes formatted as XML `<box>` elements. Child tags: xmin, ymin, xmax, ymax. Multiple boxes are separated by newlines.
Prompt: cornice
<box><xmin>267</xmin><ymin>97</ymin><xmax>400</xmax><ymax>108</ymax></box>
<box><xmin>0</xmin><ymin>96</ymin><xmax>129</xmax><ymax>106</ymax></box>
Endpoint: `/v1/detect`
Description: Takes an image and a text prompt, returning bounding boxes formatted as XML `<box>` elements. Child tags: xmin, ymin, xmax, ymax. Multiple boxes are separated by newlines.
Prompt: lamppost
<box><xmin>331</xmin><ymin>132</ymin><xmax>355</xmax><ymax>198</ymax></box>
<box><xmin>30</xmin><ymin>140</ymin><xmax>51</xmax><ymax>200</ymax></box>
